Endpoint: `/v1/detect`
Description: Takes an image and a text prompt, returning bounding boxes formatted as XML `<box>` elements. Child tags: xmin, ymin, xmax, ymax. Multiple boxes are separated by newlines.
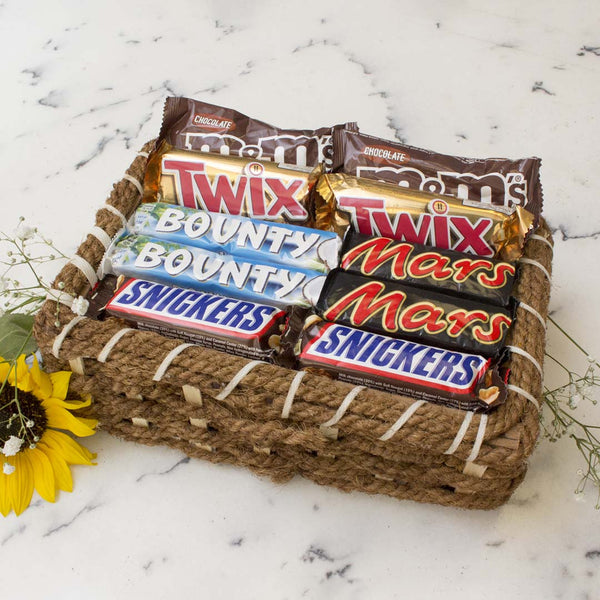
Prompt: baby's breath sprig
<box><xmin>543</xmin><ymin>316</ymin><xmax>600</xmax><ymax>508</ymax></box>
<box><xmin>0</xmin><ymin>217</ymin><xmax>69</xmax><ymax>318</ymax></box>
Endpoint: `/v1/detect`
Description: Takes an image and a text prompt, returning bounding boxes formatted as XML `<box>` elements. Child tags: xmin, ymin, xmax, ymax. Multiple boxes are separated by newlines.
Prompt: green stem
<box><xmin>549</xmin><ymin>316</ymin><xmax>600</xmax><ymax>368</ymax></box>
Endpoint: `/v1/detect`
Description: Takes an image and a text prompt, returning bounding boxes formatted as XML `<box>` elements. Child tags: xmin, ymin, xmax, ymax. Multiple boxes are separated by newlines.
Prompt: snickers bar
<box><xmin>106</xmin><ymin>279</ymin><xmax>285</xmax><ymax>361</ymax></box>
<box><xmin>298</xmin><ymin>318</ymin><xmax>506</xmax><ymax>412</ymax></box>
<box><xmin>132</xmin><ymin>202</ymin><xmax>341</xmax><ymax>273</ymax></box>
<box><xmin>103</xmin><ymin>234</ymin><xmax>326</xmax><ymax>309</ymax></box>
<box><xmin>315</xmin><ymin>173</ymin><xmax>534</xmax><ymax>261</ymax></box>
<box><xmin>340</xmin><ymin>230</ymin><xmax>515</xmax><ymax>306</ymax></box>
<box><xmin>316</xmin><ymin>269</ymin><xmax>512</xmax><ymax>357</ymax></box>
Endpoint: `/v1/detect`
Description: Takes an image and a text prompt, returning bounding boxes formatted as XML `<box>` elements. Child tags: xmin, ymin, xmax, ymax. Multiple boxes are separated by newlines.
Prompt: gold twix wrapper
<box><xmin>143</xmin><ymin>141</ymin><xmax>322</xmax><ymax>226</ymax></box>
<box><xmin>315</xmin><ymin>173</ymin><xmax>534</xmax><ymax>261</ymax></box>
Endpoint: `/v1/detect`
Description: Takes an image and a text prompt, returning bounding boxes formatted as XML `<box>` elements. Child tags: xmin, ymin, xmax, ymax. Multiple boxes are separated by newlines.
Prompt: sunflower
<box><xmin>0</xmin><ymin>354</ymin><xmax>97</xmax><ymax>516</ymax></box>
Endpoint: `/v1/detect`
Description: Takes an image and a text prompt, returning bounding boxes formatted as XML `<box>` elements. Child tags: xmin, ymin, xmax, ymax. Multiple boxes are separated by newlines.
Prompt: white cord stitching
<box><xmin>215</xmin><ymin>360</ymin><xmax>265</xmax><ymax>400</ymax></box>
<box><xmin>379</xmin><ymin>400</ymin><xmax>427</xmax><ymax>441</ymax></box>
<box><xmin>123</xmin><ymin>173</ymin><xmax>144</xmax><ymax>196</ymax></box>
<box><xmin>45</xmin><ymin>289</ymin><xmax>75</xmax><ymax>308</ymax></box>
<box><xmin>506</xmin><ymin>345</ymin><xmax>543</xmax><ymax>378</ymax></box>
<box><xmin>102</xmin><ymin>203</ymin><xmax>128</xmax><ymax>228</ymax></box>
<box><xmin>97</xmin><ymin>328</ymin><xmax>135</xmax><ymax>363</ymax></box>
<box><xmin>321</xmin><ymin>386</ymin><xmax>365</xmax><ymax>428</ymax></box>
<box><xmin>519</xmin><ymin>257</ymin><xmax>551</xmax><ymax>282</ymax></box>
<box><xmin>443</xmin><ymin>411</ymin><xmax>475</xmax><ymax>455</ymax></box>
<box><xmin>52</xmin><ymin>316</ymin><xmax>85</xmax><ymax>359</ymax></box>
<box><xmin>69</xmin><ymin>255</ymin><xmax>98</xmax><ymax>288</ymax></box>
<box><xmin>89</xmin><ymin>226</ymin><xmax>112</xmax><ymax>250</ymax></box>
<box><xmin>152</xmin><ymin>343</ymin><xmax>195</xmax><ymax>382</ymax></box>
<box><xmin>518</xmin><ymin>301</ymin><xmax>546</xmax><ymax>331</ymax></box>
<box><xmin>465</xmin><ymin>414</ymin><xmax>488</xmax><ymax>462</ymax></box>
<box><xmin>281</xmin><ymin>371</ymin><xmax>306</xmax><ymax>419</ymax></box>
<box><xmin>529</xmin><ymin>233</ymin><xmax>554</xmax><ymax>251</ymax></box>
<box><xmin>507</xmin><ymin>384</ymin><xmax>540</xmax><ymax>411</ymax></box>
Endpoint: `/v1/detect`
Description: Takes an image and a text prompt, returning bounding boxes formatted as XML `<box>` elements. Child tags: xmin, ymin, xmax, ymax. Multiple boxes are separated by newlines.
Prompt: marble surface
<box><xmin>1</xmin><ymin>1</ymin><xmax>600</xmax><ymax>598</ymax></box>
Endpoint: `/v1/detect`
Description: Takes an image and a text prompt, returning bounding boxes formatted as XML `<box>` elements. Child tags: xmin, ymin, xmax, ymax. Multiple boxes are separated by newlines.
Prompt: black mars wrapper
<box><xmin>316</xmin><ymin>270</ymin><xmax>513</xmax><ymax>358</ymax></box>
<box><xmin>340</xmin><ymin>230</ymin><xmax>516</xmax><ymax>306</ymax></box>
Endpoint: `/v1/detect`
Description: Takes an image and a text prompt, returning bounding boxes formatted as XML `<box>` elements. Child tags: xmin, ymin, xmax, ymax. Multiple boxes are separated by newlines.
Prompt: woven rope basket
<box><xmin>33</xmin><ymin>143</ymin><xmax>553</xmax><ymax>510</ymax></box>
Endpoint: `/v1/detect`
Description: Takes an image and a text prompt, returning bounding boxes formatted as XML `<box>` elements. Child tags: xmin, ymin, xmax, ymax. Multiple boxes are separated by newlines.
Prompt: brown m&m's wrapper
<box><xmin>143</xmin><ymin>141</ymin><xmax>321</xmax><ymax>227</ymax></box>
<box><xmin>315</xmin><ymin>173</ymin><xmax>534</xmax><ymax>261</ymax></box>
<box><xmin>316</xmin><ymin>269</ymin><xmax>513</xmax><ymax>358</ymax></box>
<box><xmin>159</xmin><ymin>96</ymin><xmax>357</xmax><ymax>169</ymax></box>
<box><xmin>340</xmin><ymin>230</ymin><xmax>516</xmax><ymax>306</ymax></box>
<box><xmin>333</xmin><ymin>128</ymin><xmax>543</xmax><ymax>223</ymax></box>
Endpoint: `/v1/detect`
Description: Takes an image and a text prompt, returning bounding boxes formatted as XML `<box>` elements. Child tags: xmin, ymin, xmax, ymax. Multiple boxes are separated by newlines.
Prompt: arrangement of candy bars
<box><xmin>99</xmin><ymin>96</ymin><xmax>543</xmax><ymax>413</ymax></box>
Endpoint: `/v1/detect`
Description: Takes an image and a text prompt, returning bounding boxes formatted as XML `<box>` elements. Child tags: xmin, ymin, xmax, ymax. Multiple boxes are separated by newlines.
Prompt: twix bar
<box><xmin>315</xmin><ymin>173</ymin><xmax>534</xmax><ymax>261</ymax></box>
<box><xmin>143</xmin><ymin>141</ymin><xmax>321</xmax><ymax>227</ymax></box>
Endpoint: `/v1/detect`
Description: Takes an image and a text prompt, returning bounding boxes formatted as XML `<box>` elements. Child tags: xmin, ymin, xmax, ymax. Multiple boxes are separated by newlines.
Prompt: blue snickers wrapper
<box><xmin>106</xmin><ymin>278</ymin><xmax>285</xmax><ymax>361</ymax></box>
<box><xmin>131</xmin><ymin>202</ymin><xmax>341</xmax><ymax>273</ymax></box>
<box><xmin>103</xmin><ymin>233</ymin><xmax>326</xmax><ymax>309</ymax></box>
<box><xmin>298</xmin><ymin>317</ymin><xmax>506</xmax><ymax>412</ymax></box>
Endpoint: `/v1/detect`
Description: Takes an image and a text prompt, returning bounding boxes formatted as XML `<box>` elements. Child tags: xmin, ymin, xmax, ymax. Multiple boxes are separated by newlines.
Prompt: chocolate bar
<box><xmin>315</xmin><ymin>173</ymin><xmax>534</xmax><ymax>261</ymax></box>
<box><xmin>132</xmin><ymin>202</ymin><xmax>341</xmax><ymax>273</ymax></box>
<box><xmin>298</xmin><ymin>318</ymin><xmax>506</xmax><ymax>412</ymax></box>
<box><xmin>340</xmin><ymin>230</ymin><xmax>515</xmax><ymax>306</ymax></box>
<box><xmin>333</xmin><ymin>128</ymin><xmax>543</xmax><ymax>223</ymax></box>
<box><xmin>103</xmin><ymin>234</ymin><xmax>326</xmax><ymax>309</ymax></box>
<box><xmin>316</xmin><ymin>269</ymin><xmax>512</xmax><ymax>357</ymax></box>
<box><xmin>106</xmin><ymin>279</ymin><xmax>285</xmax><ymax>361</ymax></box>
<box><xmin>143</xmin><ymin>141</ymin><xmax>320</xmax><ymax>226</ymax></box>
<box><xmin>159</xmin><ymin>96</ymin><xmax>356</xmax><ymax>169</ymax></box>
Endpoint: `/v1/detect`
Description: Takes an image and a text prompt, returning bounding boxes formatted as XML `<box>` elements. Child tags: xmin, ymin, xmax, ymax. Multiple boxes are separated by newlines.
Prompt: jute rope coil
<box><xmin>33</xmin><ymin>142</ymin><xmax>553</xmax><ymax>510</ymax></box>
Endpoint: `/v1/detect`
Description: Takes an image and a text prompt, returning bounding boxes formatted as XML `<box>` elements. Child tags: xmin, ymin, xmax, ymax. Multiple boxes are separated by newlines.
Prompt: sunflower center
<box><xmin>0</xmin><ymin>385</ymin><xmax>47</xmax><ymax>448</ymax></box>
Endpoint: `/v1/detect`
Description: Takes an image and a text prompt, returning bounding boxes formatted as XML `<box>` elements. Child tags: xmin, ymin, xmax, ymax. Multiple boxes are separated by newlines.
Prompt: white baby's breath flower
<box><xmin>568</xmin><ymin>394</ymin><xmax>581</xmax><ymax>410</ymax></box>
<box><xmin>2</xmin><ymin>436</ymin><xmax>24</xmax><ymax>457</ymax></box>
<box><xmin>0</xmin><ymin>277</ymin><xmax>8</xmax><ymax>293</ymax></box>
<box><xmin>14</xmin><ymin>220</ymin><xmax>35</xmax><ymax>241</ymax></box>
<box><xmin>3</xmin><ymin>463</ymin><xmax>15</xmax><ymax>476</ymax></box>
<box><xmin>71</xmin><ymin>295</ymin><xmax>89</xmax><ymax>316</ymax></box>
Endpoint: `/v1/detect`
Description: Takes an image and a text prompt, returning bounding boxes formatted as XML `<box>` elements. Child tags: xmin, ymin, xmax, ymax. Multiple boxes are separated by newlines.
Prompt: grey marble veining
<box><xmin>1</xmin><ymin>1</ymin><xmax>600</xmax><ymax>598</ymax></box>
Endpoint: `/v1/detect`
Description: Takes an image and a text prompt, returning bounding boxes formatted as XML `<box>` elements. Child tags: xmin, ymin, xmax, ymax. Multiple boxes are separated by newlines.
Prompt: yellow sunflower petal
<box><xmin>48</xmin><ymin>370</ymin><xmax>72</xmax><ymax>402</ymax></box>
<box><xmin>7</xmin><ymin>453</ymin><xmax>34</xmax><ymax>516</ymax></box>
<box><xmin>42</xmin><ymin>430</ymin><xmax>96</xmax><ymax>465</ymax></box>
<box><xmin>0</xmin><ymin>459</ymin><xmax>14</xmax><ymax>517</ymax></box>
<box><xmin>27</xmin><ymin>447</ymin><xmax>56</xmax><ymax>503</ymax></box>
<box><xmin>10</xmin><ymin>355</ymin><xmax>33</xmax><ymax>392</ymax></box>
<box><xmin>37</xmin><ymin>443</ymin><xmax>73</xmax><ymax>493</ymax></box>
<box><xmin>29</xmin><ymin>357</ymin><xmax>54</xmax><ymax>399</ymax></box>
<box><xmin>74</xmin><ymin>416</ymin><xmax>98</xmax><ymax>431</ymax></box>
<box><xmin>45</xmin><ymin>405</ymin><xmax>97</xmax><ymax>437</ymax></box>
<box><xmin>43</xmin><ymin>395</ymin><xmax>92</xmax><ymax>411</ymax></box>
<box><xmin>0</xmin><ymin>358</ymin><xmax>10</xmax><ymax>382</ymax></box>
